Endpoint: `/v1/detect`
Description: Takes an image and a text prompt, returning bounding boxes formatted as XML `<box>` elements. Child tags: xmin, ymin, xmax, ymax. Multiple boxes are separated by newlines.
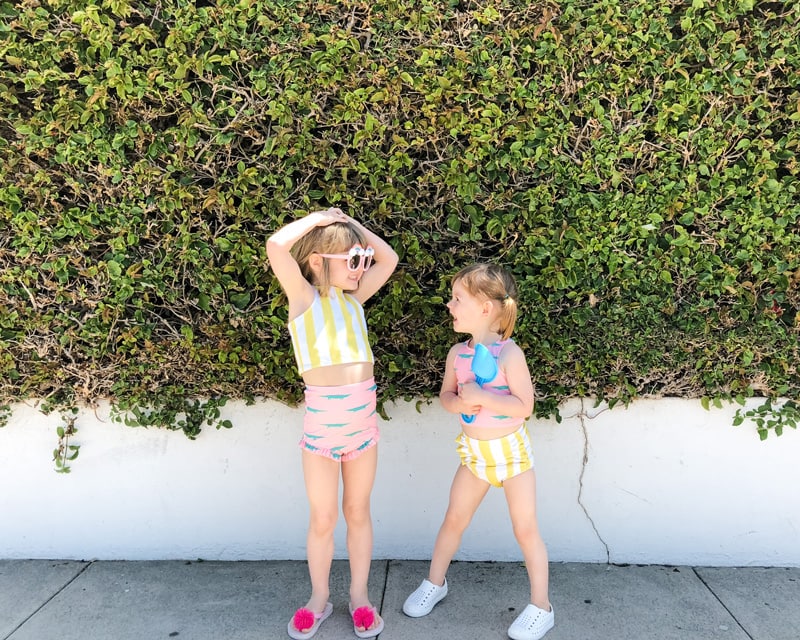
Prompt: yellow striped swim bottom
<box><xmin>455</xmin><ymin>424</ymin><xmax>534</xmax><ymax>487</ymax></box>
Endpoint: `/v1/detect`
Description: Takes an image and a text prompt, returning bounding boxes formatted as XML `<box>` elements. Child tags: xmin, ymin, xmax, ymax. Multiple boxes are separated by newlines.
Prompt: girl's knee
<box><xmin>442</xmin><ymin>509</ymin><xmax>472</xmax><ymax>535</ymax></box>
<box><xmin>342</xmin><ymin>501</ymin><xmax>371</xmax><ymax>528</ymax></box>
<box><xmin>309</xmin><ymin>509</ymin><xmax>339</xmax><ymax>536</ymax></box>
<box><xmin>511</xmin><ymin>517</ymin><xmax>541</xmax><ymax>543</ymax></box>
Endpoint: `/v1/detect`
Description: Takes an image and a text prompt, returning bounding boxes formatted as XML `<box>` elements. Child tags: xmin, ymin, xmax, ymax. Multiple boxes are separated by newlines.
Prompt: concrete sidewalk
<box><xmin>1</xmin><ymin>560</ymin><xmax>798</xmax><ymax>640</ymax></box>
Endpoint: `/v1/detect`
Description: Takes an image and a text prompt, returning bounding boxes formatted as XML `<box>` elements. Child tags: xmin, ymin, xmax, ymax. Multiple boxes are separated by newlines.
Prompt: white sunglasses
<box><xmin>317</xmin><ymin>244</ymin><xmax>375</xmax><ymax>272</ymax></box>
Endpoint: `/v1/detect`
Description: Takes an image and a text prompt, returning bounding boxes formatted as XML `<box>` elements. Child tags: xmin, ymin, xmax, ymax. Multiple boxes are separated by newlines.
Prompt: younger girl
<box><xmin>403</xmin><ymin>263</ymin><xmax>554</xmax><ymax>640</ymax></box>
<box><xmin>267</xmin><ymin>208</ymin><xmax>398</xmax><ymax>639</ymax></box>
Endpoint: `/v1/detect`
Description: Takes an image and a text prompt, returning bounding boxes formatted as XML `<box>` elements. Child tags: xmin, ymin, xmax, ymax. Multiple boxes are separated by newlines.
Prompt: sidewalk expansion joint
<box><xmin>3</xmin><ymin>560</ymin><xmax>94</xmax><ymax>640</ymax></box>
<box><xmin>692</xmin><ymin>568</ymin><xmax>755</xmax><ymax>640</ymax></box>
<box><xmin>378</xmin><ymin>559</ymin><xmax>390</xmax><ymax>614</ymax></box>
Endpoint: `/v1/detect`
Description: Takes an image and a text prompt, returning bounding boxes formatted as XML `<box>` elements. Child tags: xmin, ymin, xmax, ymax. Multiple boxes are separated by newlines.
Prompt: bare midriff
<box><xmin>301</xmin><ymin>361</ymin><xmax>375</xmax><ymax>387</ymax></box>
<box><xmin>462</xmin><ymin>422</ymin><xmax>525</xmax><ymax>441</ymax></box>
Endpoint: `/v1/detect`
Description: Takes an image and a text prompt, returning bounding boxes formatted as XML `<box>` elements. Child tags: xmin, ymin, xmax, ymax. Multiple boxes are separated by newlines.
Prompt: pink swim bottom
<box><xmin>301</xmin><ymin>378</ymin><xmax>379</xmax><ymax>461</ymax></box>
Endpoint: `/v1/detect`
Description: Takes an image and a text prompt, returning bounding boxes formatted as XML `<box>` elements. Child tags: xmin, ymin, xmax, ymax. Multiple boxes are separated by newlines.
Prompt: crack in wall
<box><xmin>575</xmin><ymin>398</ymin><xmax>611</xmax><ymax>563</ymax></box>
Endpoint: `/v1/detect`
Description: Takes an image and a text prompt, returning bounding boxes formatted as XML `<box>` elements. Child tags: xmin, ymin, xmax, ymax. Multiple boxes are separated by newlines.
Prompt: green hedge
<box><xmin>1</xmin><ymin>0</ymin><xmax>799</xmax><ymax>437</ymax></box>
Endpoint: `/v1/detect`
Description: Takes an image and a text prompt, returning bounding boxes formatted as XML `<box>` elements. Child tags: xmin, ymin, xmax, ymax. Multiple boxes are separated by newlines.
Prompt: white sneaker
<box><xmin>402</xmin><ymin>578</ymin><xmax>448</xmax><ymax>617</ymax></box>
<box><xmin>507</xmin><ymin>603</ymin><xmax>554</xmax><ymax>640</ymax></box>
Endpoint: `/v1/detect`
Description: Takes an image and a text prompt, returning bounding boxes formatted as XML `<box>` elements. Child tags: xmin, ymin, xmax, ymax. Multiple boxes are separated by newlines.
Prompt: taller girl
<box><xmin>267</xmin><ymin>208</ymin><xmax>398</xmax><ymax>640</ymax></box>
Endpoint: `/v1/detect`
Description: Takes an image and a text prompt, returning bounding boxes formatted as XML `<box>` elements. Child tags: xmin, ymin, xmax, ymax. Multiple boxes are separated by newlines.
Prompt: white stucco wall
<box><xmin>1</xmin><ymin>397</ymin><xmax>798</xmax><ymax>566</ymax></box>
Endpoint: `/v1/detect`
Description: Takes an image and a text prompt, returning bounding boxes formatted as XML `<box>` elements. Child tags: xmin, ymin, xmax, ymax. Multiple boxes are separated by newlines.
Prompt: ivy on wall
<box><xmin>0</xmin><ymin>0</ymin><xmax>798</xmax><ymax>438</ymax></box>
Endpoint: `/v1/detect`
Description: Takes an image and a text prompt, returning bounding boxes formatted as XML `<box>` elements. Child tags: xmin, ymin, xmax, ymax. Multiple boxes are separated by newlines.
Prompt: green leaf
<box><xmin>106</xmin><ymin>261</ymin><xmax>122</xmax><ymax>280</ymax></box>
<box><xmin>229</xmin><ymin>292</ymin><xmax>251</xmax><ymax>310</ymax></box>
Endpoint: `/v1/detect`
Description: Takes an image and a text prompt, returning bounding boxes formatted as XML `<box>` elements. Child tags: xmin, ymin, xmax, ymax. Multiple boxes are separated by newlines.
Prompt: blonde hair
<box><xmin>452</xmin><ymin>263</ymin><xmax>519</xmax><ymax>340</ymax></box>
<box><xmin>291</xmin><ymin>221</ymin><xmax>366</xmax><ymax>294</ymax></box>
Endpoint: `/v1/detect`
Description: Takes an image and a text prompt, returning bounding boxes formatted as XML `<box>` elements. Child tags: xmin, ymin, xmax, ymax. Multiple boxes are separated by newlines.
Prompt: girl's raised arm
<box><xmin>266</xmin><ymin>209</ymin><xmax>346</xmax><ymax>312</ymax></box>
<box><xmin>344</xmin><ymin>215</ymin><xmax>399</xmax><ymax>304</ymax></box>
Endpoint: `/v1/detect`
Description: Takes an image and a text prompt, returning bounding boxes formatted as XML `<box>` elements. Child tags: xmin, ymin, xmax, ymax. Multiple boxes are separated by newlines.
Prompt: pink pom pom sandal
<box><xmin>349</xmin><ymin>603</ymin><xmax>384</xmax><ymax>638</ymax></box>
<box><xmin>287</xmin><ymin>602</ymin><xmax>333</xmax><ymax>640</ymax></box>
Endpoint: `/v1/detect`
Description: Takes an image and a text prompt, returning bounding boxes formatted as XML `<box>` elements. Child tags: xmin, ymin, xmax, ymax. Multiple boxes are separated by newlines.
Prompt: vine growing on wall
<box><xmin>53</xmin><ymin>412</ymin><xmax>80</xmax><ymax>473</ymax></box>
<box><xmin>0</xmin><ymin>0</ymin><xmax>798</xmax><ymax>446</ymax></box>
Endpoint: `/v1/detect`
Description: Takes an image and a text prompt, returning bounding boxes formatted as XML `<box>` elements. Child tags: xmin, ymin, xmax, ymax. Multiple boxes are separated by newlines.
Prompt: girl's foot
<box><xmin>507</xmin><ymin>603</ymin><xmax>554</xmax><ymax>640</ymax></box>
<box><xmin>402</xmin><ymin>578</ymin><xmax>448</xmax><ymax>617</ymax></box>
<box><xmin>349</xmin><ymin>603</ymin><xmax>384</xmax><ymax>638</ymax></box>
<box><xmin>287</xmin><ymin>602</ymin><xmax>332</xmax><ymax>640</ymax></box>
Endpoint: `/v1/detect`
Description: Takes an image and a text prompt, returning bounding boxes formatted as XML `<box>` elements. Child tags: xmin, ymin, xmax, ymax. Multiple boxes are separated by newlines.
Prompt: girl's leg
<box><xmin>301</xmin><ymin>450</ymin><xmax>341</xmax><ymax>613</ymax></box>
<box><xmin>341</xmin><ymin>445</ymin><xmax>381</xmax><ymax>631</ymax></box>
<box><xmin>341</xmin><ymin>444</ymin><xmax>378</xmax><ymax>606</ymax></box>
<box><xmin>503</xmin><ymin>469</ymin><xmax>550</xmax><ymax>610</ymax></box>
<box><xmin>429</xmin><ymin>465</ymin><xmax>491</xmax><ymax>586</ymax></box>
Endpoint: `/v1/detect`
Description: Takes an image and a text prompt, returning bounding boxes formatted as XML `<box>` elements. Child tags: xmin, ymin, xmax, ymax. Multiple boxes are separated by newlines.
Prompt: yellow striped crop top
<box><xmin>287</xmin><ymin>287</ymin><xmax>374</xmax><ymax>375</ymax></box>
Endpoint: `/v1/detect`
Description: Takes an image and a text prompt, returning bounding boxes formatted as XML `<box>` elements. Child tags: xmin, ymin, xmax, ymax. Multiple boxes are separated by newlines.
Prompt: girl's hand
<box><xmin>311</xmin><ymin>207</ymin><xmax>348</xmax><ymax>226</ymax></box>
<box><xmin>458</xmin><ymin>382</ymin><xmax>483</xmax><ymax>414</ymax></box>
<box><xmin>459</xmin><ymin>381</ymin><xmax>482</xmax><ymax>403</ymax></box>
<box><xmin>267</xmin><ymin>208</ymin><xmax>349</xmax><ymax>314</ymax></box>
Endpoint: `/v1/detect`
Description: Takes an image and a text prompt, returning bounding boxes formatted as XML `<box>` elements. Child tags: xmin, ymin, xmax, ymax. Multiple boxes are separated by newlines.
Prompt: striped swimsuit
<box><xmin>452</xmin><ymin>340</ymin><xmax>534</xmax><ymax>486</ymax></box>
<box><xmin>288</xmin><ymin>287</ymin><xmax>373</xmax><ymax>374</ymax></box>
<box><xmin>288</xmin><ymin>287</ymin><xmax>378</xmax><ymax>461</ymax></box>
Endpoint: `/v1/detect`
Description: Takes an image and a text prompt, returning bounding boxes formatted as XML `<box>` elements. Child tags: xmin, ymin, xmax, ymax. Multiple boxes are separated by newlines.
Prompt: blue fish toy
<box><xmin>461</xmin><ymin>342</ymin><xmax>498</xmax><ymax>424</ymax></box>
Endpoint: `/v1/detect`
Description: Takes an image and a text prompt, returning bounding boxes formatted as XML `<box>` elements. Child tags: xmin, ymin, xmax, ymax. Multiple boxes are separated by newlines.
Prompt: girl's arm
<box><xmin>439</xmin><ymin>344</ymin><xmax>482</xmax><ymax>416</ymax></box>
<box><xmin>344</xmin><ymin>214</ymin><xmax>399</xmax><ymax>304</ymax></box>
<box><xmin>266</xmin><ymin>208</ymin><xmax>345</xmax><ymax>315</ymax></box>
<box><xmin>458</xmin><ymin>342</ymin><xmax>534</xmax><ymax>419</ymax></box>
